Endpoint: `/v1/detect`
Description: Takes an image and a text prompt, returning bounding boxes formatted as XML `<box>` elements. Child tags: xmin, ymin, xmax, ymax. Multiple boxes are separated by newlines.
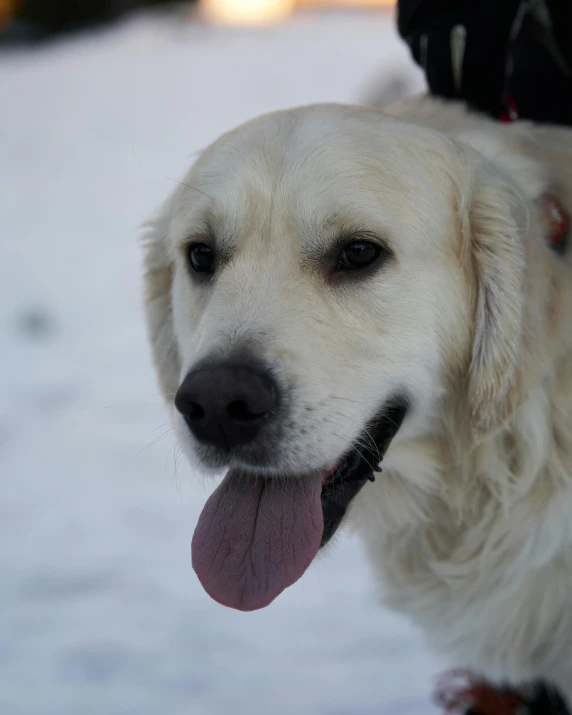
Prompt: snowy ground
<box><xmin>0</xmin><ymin>8</ymin><xmax>442</xmax><ymax>714</ymax></box>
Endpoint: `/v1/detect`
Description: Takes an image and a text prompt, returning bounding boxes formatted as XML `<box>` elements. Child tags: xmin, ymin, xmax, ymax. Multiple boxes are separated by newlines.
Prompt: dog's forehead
<box><xmin>171</xmin><ymin>106</ymin><xmax>458</xmax><ymax>251</ymax></box>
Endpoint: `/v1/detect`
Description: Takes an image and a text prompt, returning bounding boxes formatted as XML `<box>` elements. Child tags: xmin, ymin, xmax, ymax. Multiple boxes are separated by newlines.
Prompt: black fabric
<box><xmin>397</xmin><ymin>0</ymin><xmax>520</xmax><ymax>115</ymax></box>
<box><xmin>546</xmin><ymin>0</ymin><xmax>572</xmax><ymax>70</ymax></box>
<box><xmin>507</xmin><ymin>3</ymin><xmax>572</xmax><ymax>125</ymax></box>
<box><xmin>526</xmin><ymin>683</ymin><xmax>571</xmax><ymax>715</ymax></box>
<box><xmin>397</xmin><ymin>0</ymin><xmax>572</xmax><ymax>126</ymax></box>
<box><xmin>462</xmin><ymin>681</ymin><xmax>571</xmax><ymax>715</ymax></box>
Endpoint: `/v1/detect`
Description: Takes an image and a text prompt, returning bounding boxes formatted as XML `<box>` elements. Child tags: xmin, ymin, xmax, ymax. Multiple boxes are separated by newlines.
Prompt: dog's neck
<box><xmin>355</xmin><ymin>296</ymin><xmax>572</xmax><ymax>564</ymax></box>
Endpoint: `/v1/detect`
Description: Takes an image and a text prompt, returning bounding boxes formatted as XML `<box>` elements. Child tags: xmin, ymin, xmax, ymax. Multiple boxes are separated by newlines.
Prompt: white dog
<box><xmin>143</xmin><ymin>97</ymin><xmax>572</xmax><ymax>706</ymax></box>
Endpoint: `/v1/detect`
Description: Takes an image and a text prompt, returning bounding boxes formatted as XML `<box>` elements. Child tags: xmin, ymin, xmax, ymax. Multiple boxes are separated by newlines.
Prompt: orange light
<box><xmin>201</xmin><ymin>0</ymin><xmax>395</xmax><ymax>26</ymax></box>
<box><xmin>299</xmin><ymin>0</ymin><xmax>394</xmax><ymax>6</ymax></box>
<box><xmin>202</xmin><ymin>0</ymin><xmax>297</xmax><ymax>26</ymax></box>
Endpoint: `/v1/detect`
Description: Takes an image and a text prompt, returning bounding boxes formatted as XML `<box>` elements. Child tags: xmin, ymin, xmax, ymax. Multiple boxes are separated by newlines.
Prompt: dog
<box><xmin>142</xmin><ymin>97</ymin><xmax>572</xmax><ymax>709</ymax></box>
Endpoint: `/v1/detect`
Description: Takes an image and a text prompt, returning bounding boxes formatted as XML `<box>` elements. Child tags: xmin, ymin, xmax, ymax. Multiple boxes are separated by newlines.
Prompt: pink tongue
<box><xmin>191</xmin><ymin>470</ymin><xmax>324</xmax><ymax>611</ymax></box>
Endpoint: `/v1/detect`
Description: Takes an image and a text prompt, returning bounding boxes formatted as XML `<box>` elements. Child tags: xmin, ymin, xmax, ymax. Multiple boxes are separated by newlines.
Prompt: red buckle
<box><xmin>500</xmin><ymin>94</ymin><xmax>520</xmax><ymax>123</ymax></box>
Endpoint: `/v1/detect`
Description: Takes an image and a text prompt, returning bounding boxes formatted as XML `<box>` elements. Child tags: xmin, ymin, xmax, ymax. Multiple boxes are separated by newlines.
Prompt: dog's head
<box><xmin>143</xmin><ymin>104</ymin><xmax>534</xmax><ymax>611</ymax></box>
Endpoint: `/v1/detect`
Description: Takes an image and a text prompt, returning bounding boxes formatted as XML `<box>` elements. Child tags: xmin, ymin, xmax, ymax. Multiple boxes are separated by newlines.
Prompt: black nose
<box><xmin>174</xmin><ymin>361</ymin><xmax>278</xmax><ymax>451</ymax></box>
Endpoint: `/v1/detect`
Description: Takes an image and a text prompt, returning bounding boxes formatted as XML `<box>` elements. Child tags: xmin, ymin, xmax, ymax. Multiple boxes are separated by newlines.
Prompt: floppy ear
<box><xmin>463</xmin><ymin>159</ymin><xmax>528</xmax><ymax>436</ymax></box>
<box><xmin>142</xmin><ymin>202</ymin><xmax>181</xmax><ymax>402</ymax></box>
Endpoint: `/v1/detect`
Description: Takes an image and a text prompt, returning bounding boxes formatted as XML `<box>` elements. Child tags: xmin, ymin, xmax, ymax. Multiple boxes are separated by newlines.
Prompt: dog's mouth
<box><xmin>191</xmin><ymin>398</ymin><xmax>407</xmax><ymax>612</ymax></box>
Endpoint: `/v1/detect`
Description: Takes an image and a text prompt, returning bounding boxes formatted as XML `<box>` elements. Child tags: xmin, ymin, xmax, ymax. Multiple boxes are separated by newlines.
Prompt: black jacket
<box><xmin>397</xmin><ymin>0</ymin><xmax>572</xmax><ymax>125</ymax></box>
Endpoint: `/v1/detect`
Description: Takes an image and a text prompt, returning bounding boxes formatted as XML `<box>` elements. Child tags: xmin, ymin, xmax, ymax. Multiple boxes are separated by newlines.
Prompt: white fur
<box><xmin>143</xmin><ymin>98</ymin><xmax>572</xmax><ymax>700</ymax></box>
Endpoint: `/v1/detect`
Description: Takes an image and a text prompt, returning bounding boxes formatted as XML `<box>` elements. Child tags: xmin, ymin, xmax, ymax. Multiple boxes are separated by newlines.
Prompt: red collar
<box><xmin>499</xmin><ymin>96</ymin><xmax>569</xmax><ymax>254</ymax></box>
<box><xmin>435</xmin><ymin>670</ymin><xmax>526</xmax><ymax>715</ymax></box>
<box><xmin>541</xmin><ymin>193</ymin><xmax>570</xmax><ymax>254</ymax></box>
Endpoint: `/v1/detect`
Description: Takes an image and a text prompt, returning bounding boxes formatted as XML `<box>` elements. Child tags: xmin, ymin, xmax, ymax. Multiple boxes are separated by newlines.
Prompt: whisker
<box><xmin>132</xmin><ymin>145</ymin><xmax>212</xmax><ymax>198</ymax></box>
<box><xmin>360</xmin><ymin>426</ymin><xmax>382</xmax><ymax>463</ymax></box>
<box><xmin>104</xmin><ymin>394</ymin><xmax>168</xmax><ymax>409</ymax></box>
<box><xmin>328</xmin><ymin>395</ymin><xmax>362</xmax><ymax>406</ymax></box>
<box><xmin>126</xmin><ymin>425</ymin><xmax>174</xmax><ymax>467</ymax></box>
<box><xmin>139</xmin><ymin>421</ymin><xmax>173</xmax><ymax>441</ymax></box>
<box><xmin>171</xmin><ymin>443</ymin><xmax>183</xmax><ymax>496</ymax></box>
<box><xmin>330</xmin><ymin>432</ymin><xmax>379</xmax><ymax>475</ymax></box>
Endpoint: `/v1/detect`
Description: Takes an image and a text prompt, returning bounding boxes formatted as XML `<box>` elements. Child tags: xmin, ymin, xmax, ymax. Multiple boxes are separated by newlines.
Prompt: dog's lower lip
<box><xmin>319</xmin><ymin>398</ymin><xmax>408</xmax><ymax>548</ymax></box>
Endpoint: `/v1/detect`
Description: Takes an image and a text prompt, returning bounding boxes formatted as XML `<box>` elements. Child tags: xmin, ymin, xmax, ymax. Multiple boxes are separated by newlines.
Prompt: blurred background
<box><xmin>0</xmin><ymin>2</ymin><xmax>439</xmax><ymax>714</ymax></box>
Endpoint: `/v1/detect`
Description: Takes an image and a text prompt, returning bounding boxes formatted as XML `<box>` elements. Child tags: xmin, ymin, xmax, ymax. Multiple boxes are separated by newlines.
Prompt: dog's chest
<box><xmin>354</xmin><ymin>471</ymin><xmax>572</xmax><ymax>686</ymax></box>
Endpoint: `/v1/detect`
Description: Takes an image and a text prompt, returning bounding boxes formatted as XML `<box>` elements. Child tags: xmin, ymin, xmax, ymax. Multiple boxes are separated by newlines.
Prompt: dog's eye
<box><xmin>336</xmin><ymin>241</ymin><xmax>382</xmax><ymax>271</ymax></box>
<box><xmin>187</xmin><ymin>243</ymin><xmax>214</xmax><ymax>274</ymax></box>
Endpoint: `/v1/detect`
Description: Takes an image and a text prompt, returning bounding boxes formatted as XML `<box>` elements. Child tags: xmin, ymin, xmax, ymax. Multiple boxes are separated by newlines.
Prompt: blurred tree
<box><xmin>0</xmin><ymin>0</ymin><xmax>16</xmax><ymax>28</ymax></box>
<box><xmin>0</xmin><ymin>0</ymin><xmax>179</xmax><ymax>43</ymax></box>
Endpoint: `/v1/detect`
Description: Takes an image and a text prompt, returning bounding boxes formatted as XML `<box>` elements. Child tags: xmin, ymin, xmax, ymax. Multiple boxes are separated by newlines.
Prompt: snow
<box><xmin>0</xmin><ymin>8</ymin><xmax>440</xmax><ymax>714</ymax></box>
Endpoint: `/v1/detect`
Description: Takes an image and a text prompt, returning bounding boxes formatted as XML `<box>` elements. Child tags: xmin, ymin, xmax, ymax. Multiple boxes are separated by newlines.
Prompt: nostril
<box><xmin>227</xmin><ymin>400</ymin><xmax>266</xmax><ymax>422</ymax></box>
<box><xmin>188</xmin><ymin>402</ymin><xmax>205</xmax><ymax>421</ymax></box>
<box><xmin>175</xmin><ymin>360</ymin><xmax>278</xmax><ymax>449</ymax></box>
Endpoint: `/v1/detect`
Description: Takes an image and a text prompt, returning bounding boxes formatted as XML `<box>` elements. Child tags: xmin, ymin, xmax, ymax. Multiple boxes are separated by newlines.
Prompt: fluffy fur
<box><xmin>142</xmin><ymin>97</ymin><xmax>572</xmax><ymax>701</ymax></box>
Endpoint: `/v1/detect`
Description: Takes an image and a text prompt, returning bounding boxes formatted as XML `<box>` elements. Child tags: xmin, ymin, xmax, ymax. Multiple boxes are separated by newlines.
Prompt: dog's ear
<box><xmin>462</xmin><ymin>158</ymin><xmax>528</xmax><ymax>436</ymax></box>
<box><xmin>142</xmin><ymin>200</ymin><xmax>180</xmax><ymax>402</ymax></box>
